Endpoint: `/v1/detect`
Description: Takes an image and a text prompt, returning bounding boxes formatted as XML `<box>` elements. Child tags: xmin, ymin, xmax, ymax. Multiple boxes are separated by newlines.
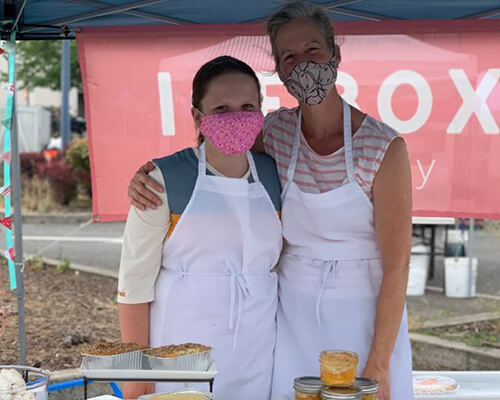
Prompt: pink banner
<box><xmin>77</xmin><ymin>22</ymin><xmax>500</xmax><ymax>222</ymax></box>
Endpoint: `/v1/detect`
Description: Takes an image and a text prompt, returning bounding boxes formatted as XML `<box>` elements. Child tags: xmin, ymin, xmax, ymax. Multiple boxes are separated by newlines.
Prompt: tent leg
<box><xmin>11</xmin><ymin>98</ymin><xmax>26</xmax><ymax>365</ymax></box>
<box><xmin>61</xmin><ymin>40</ymin><xmax>71</xmax><ymax>149</ymax></box>
<box><xmin>468</xmin><ymin>218</ymin><xmax>475</xmax><ymax>298</ymax></box>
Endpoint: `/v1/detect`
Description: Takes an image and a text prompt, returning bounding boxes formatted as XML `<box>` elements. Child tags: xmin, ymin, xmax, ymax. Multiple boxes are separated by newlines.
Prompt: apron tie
<box><xmin>226</xmin><ymin>262</ymin><xmax>250</xmax><ymax>350</ymax></box>
<box><xmin>315</xmin><ymin>260</ymin><xmax>338</xmax><ymax>328</ymax></box>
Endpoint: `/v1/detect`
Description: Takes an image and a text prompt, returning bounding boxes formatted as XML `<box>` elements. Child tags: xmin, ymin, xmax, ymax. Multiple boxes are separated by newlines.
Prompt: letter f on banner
<box><xmin>447</xmin><ymin>69</ymin><xmax>500</xmax><ymax>135</ymax></box>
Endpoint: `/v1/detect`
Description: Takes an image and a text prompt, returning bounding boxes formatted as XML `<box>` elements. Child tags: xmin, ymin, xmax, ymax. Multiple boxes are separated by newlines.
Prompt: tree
<box><xmin>7</xmin><ymin>40</ymin><xmax>82</xmax><ymax>91</ymax></box>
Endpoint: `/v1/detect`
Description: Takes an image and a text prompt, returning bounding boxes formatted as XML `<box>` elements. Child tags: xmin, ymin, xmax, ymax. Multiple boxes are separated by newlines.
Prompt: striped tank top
<box><xmin>262</xmin><ymin>107</ymin><xmax>400</xmax><ymax>201</ymax></box>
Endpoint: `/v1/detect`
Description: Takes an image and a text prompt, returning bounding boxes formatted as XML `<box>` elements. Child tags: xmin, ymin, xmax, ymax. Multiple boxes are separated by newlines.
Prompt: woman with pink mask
<box><xmin>128</xmin><ymin>2</ymin><xmax>413</xmax><ymax>399</ymax></box>
<box><xmin>118</xmin><ymin>56</ymin><xmax>282</xmax><ymax>400</ymax></box>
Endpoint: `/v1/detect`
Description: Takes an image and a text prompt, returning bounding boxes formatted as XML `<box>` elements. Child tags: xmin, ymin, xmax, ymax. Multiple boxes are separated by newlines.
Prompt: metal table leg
<box><xmin>429</xmin><ymin>225</ymin><xmax>436</xmax><ymax>279</ymax></box>
<box><xmin>443</xmin><ymin>226</ymin><xmax>449</xmax><ymax>291</ymax></box>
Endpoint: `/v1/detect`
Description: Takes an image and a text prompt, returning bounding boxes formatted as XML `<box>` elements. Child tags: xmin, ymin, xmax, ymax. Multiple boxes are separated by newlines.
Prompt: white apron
<box><xmin>150</xmin><ymin>144</ymin><xmax>282</xmax><ymax>400</ymax></box>
<box><xmin>272</xmin><ymin>100</ymin><xmax>413</xmax><ymax>399</ymax></box>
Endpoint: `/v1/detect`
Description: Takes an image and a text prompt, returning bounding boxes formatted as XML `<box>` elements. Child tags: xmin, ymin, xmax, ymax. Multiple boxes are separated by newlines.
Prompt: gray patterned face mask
<box><xmin>284</xmin><ymin>59</ymin><xmax>338</xmax><ymax>105</ymax></box>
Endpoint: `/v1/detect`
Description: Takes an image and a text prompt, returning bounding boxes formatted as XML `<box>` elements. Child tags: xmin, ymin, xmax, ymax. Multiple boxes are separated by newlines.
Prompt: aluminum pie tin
<box><xmin>81</xmin><ymin>350</ymin><xmax>144</xmax><ymax>370</ymax></box>
<box><xmin>144</xmin><ymin>350</ymin><xmax>212</xmax><ymax>371</ymax></box>
<box><xmin>138</xmin><ymin>389</ymin><xmax>214</xmax><ymax>399</ymax></box>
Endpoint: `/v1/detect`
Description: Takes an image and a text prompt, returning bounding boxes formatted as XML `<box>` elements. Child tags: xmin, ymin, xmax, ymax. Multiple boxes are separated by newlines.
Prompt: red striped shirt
<box><xmin>263</xmin><ymin>107</ymin><xmax>400</xmax><ymax>201</ymax></box>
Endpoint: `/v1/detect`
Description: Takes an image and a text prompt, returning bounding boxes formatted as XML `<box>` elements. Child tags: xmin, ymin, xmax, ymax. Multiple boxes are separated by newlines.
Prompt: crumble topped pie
<box><xmin>145</xmin><ymin>343</ymin><xmax>211</xmax><ymax>359</ymax></box>
<box><xmin>82</xmin><ymin>342</ymin><xmax>149</xmax><ymax>356</ymax></box>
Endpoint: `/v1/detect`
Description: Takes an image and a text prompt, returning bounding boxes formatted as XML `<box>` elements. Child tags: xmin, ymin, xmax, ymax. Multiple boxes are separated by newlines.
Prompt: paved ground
<box><xmin>8</xmin><ymin>220</ymin><xmax>499</xmax><ymax>297</ymax></box>
<box><xmin>14</xmin><ymin>221</ymin><xmax>125</xmax><ymax>273</ymax></box>
<box><xmin>425</xmin><ymin>228</ymin><xmax>500</xmax><ymax>296</ymax></box>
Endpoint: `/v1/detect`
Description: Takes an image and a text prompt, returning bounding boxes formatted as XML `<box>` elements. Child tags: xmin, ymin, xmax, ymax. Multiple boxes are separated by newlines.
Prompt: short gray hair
<box><xmin>267</xmin><ymin>1</ymin><xmax>336</xmax><ymax>68</ymax></box>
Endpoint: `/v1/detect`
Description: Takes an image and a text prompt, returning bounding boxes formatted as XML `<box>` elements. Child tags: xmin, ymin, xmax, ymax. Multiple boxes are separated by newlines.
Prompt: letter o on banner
<box><xmin>378</xmin><ymin>70</ymin><xmax>433</xmax><ymax>134</ymax></box>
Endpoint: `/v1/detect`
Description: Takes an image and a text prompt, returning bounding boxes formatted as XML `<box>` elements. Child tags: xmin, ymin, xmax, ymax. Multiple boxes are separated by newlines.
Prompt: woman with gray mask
<box><xmin>128</xmin><ymin>2</ymin><xmax>413</xmax><ymax>399</ymax></box>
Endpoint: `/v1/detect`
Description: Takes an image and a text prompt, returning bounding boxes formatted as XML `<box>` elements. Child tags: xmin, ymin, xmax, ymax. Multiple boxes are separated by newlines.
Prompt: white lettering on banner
<box><xmin>416</xmin><ymin>159</ymin><xmax>436</xmax><ymax>190</ymax></box>
<box><xmin>447</xmin><ymin>69</ymin><xmax>500</xmax><ymax>135</ymax></box>
<box><xmin>337</xmin><ymin>71</ymin><xmax>360</xmax><ymax>108</ymax></box>
<box><xmin>378</xmin><ymin>70</ymin><xmax>433</xmax><ymax>135</ymax></box>
<box><xmin>157</xmin><ymin>72</ymin><xmax>175</xmax><ymax>136</ymax></box>
<box><xmin>256</xmin><ymin>72</ymin><xmax>283</xmax><ymax>115</ymax></box>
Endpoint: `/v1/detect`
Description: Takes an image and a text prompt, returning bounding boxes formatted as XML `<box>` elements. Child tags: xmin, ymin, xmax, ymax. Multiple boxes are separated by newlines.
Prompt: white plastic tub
<box><xmin>444</xmin><ymin>257</ymin><xmax>478</xmax><ymax>298</ymax></box>
<box><xmin>413</xmin><ymin>371</ymin><xmax>500</xmax><ymax>399</ymax></box>
<box><xmin>407</xmin><ymin>244</ymin><xmax>430</xmax><ymax>296</ymax></box>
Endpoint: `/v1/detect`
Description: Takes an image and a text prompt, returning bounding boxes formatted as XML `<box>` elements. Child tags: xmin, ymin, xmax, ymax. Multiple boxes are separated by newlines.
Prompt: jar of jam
<box><xmin>294</xmin><ymin>377</ymin><xmax>323</xmax><ymax>400</ymax></box>
<box><xmin>319</xmin><ymin>350</ymin><xmax>358</xmax><ymax>387</ymax></box>
<box><xmin>354</xmin><ymin>377</ymin><xmax>379</xmax><ymax>400</ymax></box>
<box><xmin>321</xmin><ymin>386</ymin><xmax>362</xmax><ymax>400</ymax></box>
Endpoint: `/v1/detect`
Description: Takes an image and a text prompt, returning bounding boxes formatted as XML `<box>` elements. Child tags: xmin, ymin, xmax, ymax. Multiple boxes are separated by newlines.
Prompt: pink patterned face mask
<box><xmin>199</xmin><ymin>110</ymin><xmax>264</xmax><ymax>155</ymax></box>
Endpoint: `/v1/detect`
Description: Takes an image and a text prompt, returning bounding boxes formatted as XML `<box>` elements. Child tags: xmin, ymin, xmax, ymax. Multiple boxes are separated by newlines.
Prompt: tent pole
<box><xmin>11</xmin><ymin>97</ymin><xmax>27</xmax><ymax>365</ymax></box>
<box><xmin>468</xmin><ymin>218</ymin><xmax>475</xmax><ymax>297</ymax></box>
<box><xmin>61</xmin><ymin>40</ymin><xmax>71</xmax><ymax>149</ymax></box>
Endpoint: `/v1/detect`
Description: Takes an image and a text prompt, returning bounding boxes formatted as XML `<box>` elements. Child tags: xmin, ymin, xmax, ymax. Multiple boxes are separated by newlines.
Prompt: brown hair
<box><xmin>267</xmin><ymin>1</ymin><xmax>336</xmax><ymax>73</ymax></box>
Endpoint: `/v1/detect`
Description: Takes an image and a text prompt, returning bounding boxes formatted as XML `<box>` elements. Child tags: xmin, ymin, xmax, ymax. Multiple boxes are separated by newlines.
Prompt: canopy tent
<box><xmin>0</xmin><ymin>0</ymin><xmax>499</xmax><ymax>366</ymax></box>
<box><xmin>1</xmin><ymin>0</ymin><xmax>500</xmax><ymax>40</ymax></box>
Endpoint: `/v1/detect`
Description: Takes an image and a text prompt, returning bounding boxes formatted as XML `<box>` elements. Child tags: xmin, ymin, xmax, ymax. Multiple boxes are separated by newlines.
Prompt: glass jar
<box><xmin>319</xmin><ymin>350</ymin><xmax>358</xmax><ymax>387</ymax></box>
<box><xmin>294</xmin><ymin>377</ymin><xmax>322</xmax><ymax>400</ymax></box>
<box><xmin>321</xmin><ymin>386</ymin><xmax>362</xmax><ymax>400</ymax></box>
<box><xmin>354</xmin><ymin>377</ymin><xmax>379</xmax><ymax>400</ymax></box>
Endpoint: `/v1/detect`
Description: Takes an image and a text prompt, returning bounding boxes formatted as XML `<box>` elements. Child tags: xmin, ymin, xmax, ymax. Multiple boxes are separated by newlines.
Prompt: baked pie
<box><xmin>145</xmin><ymin>343</ymin><xmax>212</xmax><ymax>371</ymax></box>
<box><xmin>81</xmin><ymin>342</ymin><xmax>148</xmax><ymax>370</ymax></box>
<box><xmin>82</xmin><ymin>342</ymin><xmax>149</xmax><ymax>356</ymax></box>
<box><xmin>145</xmin><ymin>343</ymin><xmax>211</xmax><ymax>358</ymax></box>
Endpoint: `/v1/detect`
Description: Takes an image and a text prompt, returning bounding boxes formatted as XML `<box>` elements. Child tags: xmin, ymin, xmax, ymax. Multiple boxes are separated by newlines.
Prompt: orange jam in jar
<box><xmin>294</xmin><ymin>377</ymin><xmax>322</xmax><ymax>400</ymax></box>
<box><xmin>319</xmin><ymin>351</ymin><xmax>358</xmax><ymax>387</ymax></box>
<box><xmin>354</xmin><ymin>377</ymin><xmax>379</xmax><ymax>400</ymax></box>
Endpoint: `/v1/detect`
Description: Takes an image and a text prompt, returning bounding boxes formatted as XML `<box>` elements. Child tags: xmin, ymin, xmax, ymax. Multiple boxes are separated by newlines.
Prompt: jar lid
<box><xmin>354</xmin><ymin>377</ymin><xmax>379</xmax><ymax>394</ymax></box>
<box><xmin>294</xmin><ymin>377</ymin><xmax>323</xmax><ymax>394</ymax></box>
<box><xmin>321</xmin><ymin>386</ymin><xmax>362</xmax><ymax>400</ymax></box>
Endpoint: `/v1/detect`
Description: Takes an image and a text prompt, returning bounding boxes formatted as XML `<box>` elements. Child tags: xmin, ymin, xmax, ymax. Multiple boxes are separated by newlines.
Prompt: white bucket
<box><xmin>407</xmin><ymin>244</ymin><xmax>430</xmax><ymax>296</ymax></box>
<box><xmin>444</xmin><ymin>257</ymin><xmax>478</xmax><ymax>298</ymax></box>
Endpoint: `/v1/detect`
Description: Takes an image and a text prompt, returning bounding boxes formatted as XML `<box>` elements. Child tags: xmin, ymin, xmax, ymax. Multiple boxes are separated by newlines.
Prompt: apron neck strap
<box><xmin>342</xmin><ymin>99</ymin><xmax>355</xmax><ymax>183</ymax></box>
<box><xmin>198</xmin><ymin>142</ymin><xmax>207</xmax><ymax>176</ymax></box>
<box><xmin>246</xmin><ymin>152</ymin><xmax>260</xmax><ymax>183</ymax></box>
<box><xmin>286</xmin><ymin>109</ymin><xmax>302</xmax><ymax>182</ymax></box>
<box><xmin>199</xmin><ymin>142</ymin><xmax>259</xmax><ymax>182</ymax></box>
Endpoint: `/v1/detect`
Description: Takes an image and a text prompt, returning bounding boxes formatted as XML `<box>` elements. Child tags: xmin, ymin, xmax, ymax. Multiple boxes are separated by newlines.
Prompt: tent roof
<box><xmin>1</xmin><ymin>0</ymin><xmax>499</xmax><ymax>40</ymax></box>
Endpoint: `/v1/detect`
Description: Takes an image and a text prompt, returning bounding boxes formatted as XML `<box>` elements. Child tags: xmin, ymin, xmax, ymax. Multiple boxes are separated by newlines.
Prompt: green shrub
<box><xmin>65</xmin><ymin>138</ymin><xmax>91</xmax><ymax>196</ymax></box>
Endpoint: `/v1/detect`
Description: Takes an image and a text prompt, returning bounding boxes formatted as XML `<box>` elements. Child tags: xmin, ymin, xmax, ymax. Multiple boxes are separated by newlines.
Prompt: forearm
<box><xmin>369</xmin><ymin>261</ymin><xmax>409</xmax><ymax>367</ymax></box>
<box><xmin>119</xmin><ymin>303</ymin><xmax>150</xmax><ymax>345</ymax></box>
